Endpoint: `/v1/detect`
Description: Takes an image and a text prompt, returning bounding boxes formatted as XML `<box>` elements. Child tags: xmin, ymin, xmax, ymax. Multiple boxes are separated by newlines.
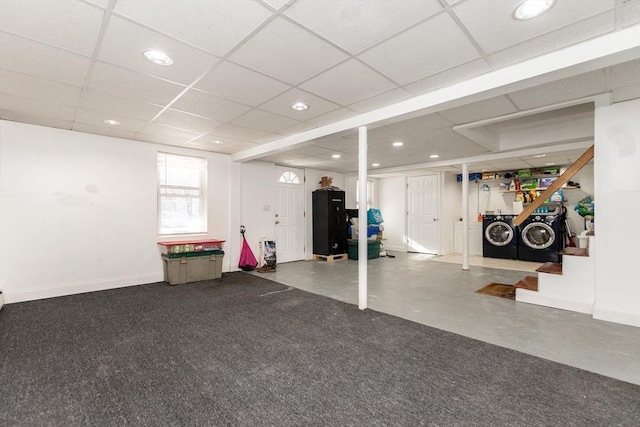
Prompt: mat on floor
<box><xmin>1</xmin><ymin>273</ymin><xmax>639</xmax><ymax>426</ymax></box>
<box><xmin>475</xmin><ymin>282</ymin><xmax>516</xmax><ymax>300</ymax></box>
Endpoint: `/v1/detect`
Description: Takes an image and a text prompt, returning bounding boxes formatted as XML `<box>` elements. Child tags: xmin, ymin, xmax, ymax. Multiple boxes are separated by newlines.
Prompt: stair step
<box><xmin>560</xmin><ymin>247</ymin><xmax>589</xmax><ymax>257</ymax></box>
<box><xmin>514</xmin><ymin>275</ymin><xmax>539</xmax><ymax>291</ymax></box>
<box><xmin>536</xmin><ymin>262</ymin><xmax>563</xmax><ymax>275</ymax></box>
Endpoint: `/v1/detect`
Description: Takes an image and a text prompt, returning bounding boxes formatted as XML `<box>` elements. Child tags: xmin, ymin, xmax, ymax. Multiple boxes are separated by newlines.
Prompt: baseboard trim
<box><xmin>592</xmin><ymin>305</ymin><xmax>640</xmax><ymax>327</ymax></box>
<box><xmin>3</xmin><ymin>273</ymin><xmax>164</xmax><ymax>304</ymax></box>
<box><xmin>515</xmin><ymin>288</ymin><xmax>594</xmax><ymax>314</ymax></box>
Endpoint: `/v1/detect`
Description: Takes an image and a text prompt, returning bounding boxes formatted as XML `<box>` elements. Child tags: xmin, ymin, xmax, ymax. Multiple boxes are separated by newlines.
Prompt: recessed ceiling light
<box><xmin>481</xmin><ymin>169</ymin><xmax>489</xmax><ymax>172</ymax></box>
<box><xmin>143</xmin><ymin>49</ymin><xmax>174</xmax><ymax>66</ymax></box>
<box><xmin>372</xmin><ymin>163</ymin><xmax>380</xmax><ymax>167</ymax></box>
<box><xmin>212</xmin><ymin>140</ymin><xmax>224</xmax><ymax>144</ymax></box>
<box><xmin>513</xmin><ymin>0</ymin><xmax>555</xmax><ymax>20</ymax></box>
<box><xmin>429</xmin><ymin>154</ymin><xmax>439</xmax><ymax>159</ymax></box>
<box><xmin>332</xmin><ymin>154</ymin><xmax>341</xmax><ymax>159</ymax></box>
<box><xmin>392</xmin><ymin>141</ymin><xmax>404</xmax><ymax>147</ymax></box>
<box><xmin>290</xmin><ymin>102</ymin><xmax>309</xmax><ymax>111</ymax></box>
<box><xmin>103</xmin><ymin>119</ymin><xmax>121</xmax><ymax>126</ymax></box>
<box><xmin>546</xmin><ymin>162</ymin><xmax>556</xmax><ymax>166</ymax></box>
<box><xmin>533</xmin><ymin>154</ymin><xmax>547</xmax><ymax>158</ymax></box>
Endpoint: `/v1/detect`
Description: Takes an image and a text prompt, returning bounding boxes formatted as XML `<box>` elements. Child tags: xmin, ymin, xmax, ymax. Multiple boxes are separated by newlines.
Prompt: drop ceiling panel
<box><xmin>275</xmin><ymin>122</ymin><xmax>317</xmax><ymax>137</ymax></box>
<box><xmin>230</xmin><ymin>109</ymin><xmax>299</xmax><ymax>133</ymax></box>
<box><xmin>0</xmin><ymin>0</ymin><xmax>103</xmax><ymax>56</ymax></box>
<box><xmin>438</xmin><ymin>96</ymin><xmax>518</xmax><ymax>125</ymax></box>
<box><xmin>195</xmin><ymin>61</ymin><xmax>291</xmax><ymax>107</ymax></box>
<box><xmin>0</xmin><ymin>69</ymin><xmax>82</xmax><ymax>107</ymax></box>
<box><xmin>171</xmin><ymin>89</ymin><xmax>251</xmax><ymax>123</ymax></box>
<box><xmin>0</xmin><ymin>109</ymin><xmax>73</xmax><ymax>131</ymax></box>
<box><xmin>0</xmin><ymin>32</ymin><xmax>91</xmax><ymax>87</ymax></box>
<box><xmin>113</xmin><ymin>0</ymin><xmax>272</xmax><ymax>57</ymax></box>
<box><xmin>75</xmin><ymin>108</ymin><xmax>148</xmax><ymax>133</ymax></box>
<box><xmin>261</xmin><ymin>0</ymin><xmax>289</xmax><ymax>11</ymax></box>
<box><xmin>451</xmin><ymin>0</ymin><xmax>615</xmax><ymax>54</ymax></box>
<box><xmin>139</xmin><ymin>123</ymin><xmax>202</xmax><ymax>143</ymax></box>
<box><xmin>287</xmin><ymin>145</ymin><xmax>335</xmax><ymax>157</ymax></box>
<box><xmin>385</xmin><ymin>113</ymin><xmax>453</xmax><ymax>138</ymax></box>
<box><xmin>206</xmin><ymin>123</ymin><xmax>270</xmax><ymax>142</ymax></box>
<box><xmin>613</xmin><ymin>84</ymin><xmax>640</xmax><ymax>103</ymax></box>
<box><xmin>97</xmin><ymin>16</ymin><xmax>220</xmax><ymax>86</ymax></box>
<box><xmin>299</xmin><ymin>59</ymin><xmax>396</xmax><ymax>106</ymax></box>
<box><xmin>305</xmin><ymin>108</ymin><xmax>358</xmax><ymax>126</ymax></box>
<box><xmin>608</xmin><ymin>59</ymin><xmax>640</xmax><ymax>89</ymax></box>
<box><xmin>423</xmin><ymin>128</ymin><xmax>488</xmax><ymax>153</ymax></box>
<box><xmin>0</xmin><ymin>93</ymin><xmax>76</xmax><ymax>122</ymax></box>
<box><xmin>359</xmin><ymin>13</ymin><xmax>481</xmax><ymax>85</ymax></box>
<box><xmin>487</xmin><ymin>11</ymin><xmax>616</xmax><ymax>69</ymax></box>
<box><xmin>80</xmin><ymin>90</ymin><xmax>163</xmax><ymax>121</ymax></box>
<box><xmin>258</xmin><ymin>88</ymin><xmax>340</xmax><ymax>120</ymax></box>
<box><xmin>152</xmin><ymin>109</ymin><xmax>221</xmax><ymax>134</ymax></box>
<box><xmin>347</xmin><ymin>88</ymin><xmax>413</xmax><ymax>113</ymax></box>
<box><xmin>509</xmin><ymin>70</ymin><xmax>607</xmax><ymax>110</ymax></box>
<box><xmin>403</xmin><ymin>58</ymin><xmax>492</xmax><ymax>96</ymax></box>
<box><xmin>283</xmin><ymin>0</ymin><xmax>443</xmax><ymax>54</ymax></box>
<box><xmin>89</xmin><ymin>63</ymin><xmax>186</xmax><ymax>106</ymax></box>
<box><xmin>72</xmin><ymin>122</ymin><xmax>138</xmax><ymax>141</ymax></box>
<box><xmin>229</xmin><ymin>17</ymin><xmax>349</xmax><ymax>85</ymax></box>
<box><xmin>619</xmin><ymin>0</ymin><xmax>640</xmax><ymax>27</ymax></box>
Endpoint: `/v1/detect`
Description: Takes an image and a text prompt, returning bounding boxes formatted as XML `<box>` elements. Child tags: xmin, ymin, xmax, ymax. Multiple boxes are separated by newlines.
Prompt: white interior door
<box><xmin>407</xmin><ymin>175</ymin><xmax>439</xmax><ymax>254</ymax></box>
<box><xmin>275</xmin><ymin>167</ymin><xmax>305</xmax><ymax>263</ymax></box>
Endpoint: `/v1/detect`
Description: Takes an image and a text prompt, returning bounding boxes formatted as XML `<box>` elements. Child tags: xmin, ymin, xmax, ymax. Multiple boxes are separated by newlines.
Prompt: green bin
<box><xmin>347</xmin><ymin>239</ymin><xmax>380</xmax><ymax>260</ymax></box>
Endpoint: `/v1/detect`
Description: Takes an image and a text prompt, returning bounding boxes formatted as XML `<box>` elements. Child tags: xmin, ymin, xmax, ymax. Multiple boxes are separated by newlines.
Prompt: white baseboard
<box><xmin>516</xmin><ymin>288</ymin><xmax>594</xmax><ymax>314</ymax></box>
<box><xmin>2</xmin><ymin>273</ymin><xmax>163</xmax><ymax>304</ymax></box>
<box><xmin>592</xmin><ymin>305</ymin><xmax>640</xmax><ymax>327</ymax></box>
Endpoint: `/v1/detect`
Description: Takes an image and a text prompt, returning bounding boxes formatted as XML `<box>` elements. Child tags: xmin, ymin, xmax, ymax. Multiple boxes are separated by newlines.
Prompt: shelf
<box><xmin>499</xmin><ymin>186</ymin><xmax>578</xmax><ymax>193</ymax></box>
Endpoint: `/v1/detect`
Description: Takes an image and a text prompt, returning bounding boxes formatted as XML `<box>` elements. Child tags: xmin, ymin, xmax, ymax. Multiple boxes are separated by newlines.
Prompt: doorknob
<box><xmin>433</xmin><ymin>218</ymin><xmax>438</xmax><ymax>221</ymax></box>
<box><xmin>275</xmin><ymin>221</ymin><xmax>280</xmax><ymax>224</ymax></box>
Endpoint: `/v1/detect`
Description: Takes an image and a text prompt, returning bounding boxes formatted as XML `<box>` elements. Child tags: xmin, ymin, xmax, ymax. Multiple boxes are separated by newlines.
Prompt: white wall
<box><xmin>442</xmin><ymin>172</ymin><xmax>462</xmax><ymax>255</ymax></box>
<box><xmin>0</xmin><ymin>120</ymin><xmax>231</xmax><ymax>303</ymax></box>
<box><xmin>593</xmin><ymin>99</ymin><xmax>640</xmax><ymax>327</ymax></box>
<box><xmin>378</xmin><ymin>176</ymin><xmax>406</xmax><ymax>252</ymax></box>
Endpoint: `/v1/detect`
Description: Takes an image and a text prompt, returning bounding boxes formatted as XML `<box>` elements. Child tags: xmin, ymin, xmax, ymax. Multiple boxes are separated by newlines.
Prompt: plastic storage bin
<box><xmin>161</xmin><ymin>251</ymin><xmax>224</xmax><ymax>285</ymax></box>
<box><xmin>347</xmin><ymin>239</ymin><xmax>381</xmax><ymax>260</ymax></box>
<box><xmin>158</xmin><ymin>239</ymin><xmax>225</xmax><ymax>255</ymax></box>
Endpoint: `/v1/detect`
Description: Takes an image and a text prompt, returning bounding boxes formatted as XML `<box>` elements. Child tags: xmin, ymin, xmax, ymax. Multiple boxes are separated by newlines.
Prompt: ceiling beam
<box><xmin>231</xmin><ymin>25</ymin><xmax>639</xmax><ymax>163</ymax></box>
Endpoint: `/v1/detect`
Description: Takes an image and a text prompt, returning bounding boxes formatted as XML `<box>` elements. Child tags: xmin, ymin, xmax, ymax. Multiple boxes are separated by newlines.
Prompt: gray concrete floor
<box><xmin>252</xmin><ymin>251</ymin><xmax>640</xmax><ymax>385</ymax></box>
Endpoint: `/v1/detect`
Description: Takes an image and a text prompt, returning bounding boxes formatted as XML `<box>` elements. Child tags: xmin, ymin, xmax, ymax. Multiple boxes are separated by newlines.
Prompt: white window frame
<box><xmin>157</xmin><ymin>152</ymin><xmax>207</xmax><ymax>235</ymax></box>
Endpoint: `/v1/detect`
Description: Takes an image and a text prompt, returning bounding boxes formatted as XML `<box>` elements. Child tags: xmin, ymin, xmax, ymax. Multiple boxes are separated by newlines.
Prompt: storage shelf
<box><xmin>499</xmin><ymin>185</ymin><xmax>578</xmax><ymax>193</ymax></box>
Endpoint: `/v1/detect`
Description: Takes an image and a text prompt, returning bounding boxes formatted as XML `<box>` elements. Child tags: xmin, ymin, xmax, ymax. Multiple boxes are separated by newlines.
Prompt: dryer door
<box><xmin>521</xmin><ymin>222</ymin><xmax>555</xmax><ymax>249</ymax></box>
<box><xmin>484</xmin><ymin>221</ymin><xmax>514</xmax><ymax>246</ymax></box>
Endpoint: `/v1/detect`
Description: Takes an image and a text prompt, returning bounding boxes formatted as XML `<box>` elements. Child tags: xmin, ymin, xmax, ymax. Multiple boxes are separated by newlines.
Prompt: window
<box><xmin>279</xmin><ymin>171</ymin><xmax>300</xmax><ymax>184</ymax></box>
<box><xmin>158</xmin><ymin>153</ymin><xmax>207</xmax><ymax>235</ymax></box>
<box><xmin>356</xmin><ymin>179</ymin><xmax>374</xmax><ymax>209</ymax></box>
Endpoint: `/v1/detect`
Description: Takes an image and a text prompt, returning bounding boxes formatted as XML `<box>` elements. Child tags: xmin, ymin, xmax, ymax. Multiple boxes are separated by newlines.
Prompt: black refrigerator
<box><xmin>312</xmin><ymin>189</ymin><xmax>347</xmax><ymax>255</ymax></box>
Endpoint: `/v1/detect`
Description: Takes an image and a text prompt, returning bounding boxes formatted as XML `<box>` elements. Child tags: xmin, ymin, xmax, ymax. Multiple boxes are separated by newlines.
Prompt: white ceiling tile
<box><xmin>97</xmin><ymin>16</ymin><xmax>219</xmax><ymax>86</ymax></box>
<box><xmin>203</xmin><ymin>123</ymin><xmax>270</xmax><ymax>142</ymax></box>
<box><xmin>139</xmin><ymin>123</ymin><xmax>202</xmax><ymax>143</ymax></box>
<box><xmin>229</xmin><ymin>17</ymin><xmax>349</xmax><ymax>85</ymax></box>
<box><xmin>0</xmin><ymin>32</ymin><xmax>91</xmax><ymax>87</ymax></box>
<box><xmin>85</xmin><ymin>0</ymin><xmax>109</xmax><ymax>8</ymax></box>
<box><xmin>170</xmin><ymin>89</ymin><xmax>251</xmax><ymax>123</ymax></box>
<box><xmin>283</xmin><ymin>0</ymin><xmax>443</xmax><ymax>53</ymax></box>
<box><xmin>0</xmin><ymin>92</ymin><xmax>76</xmax><ymax>121</ymax></box>
<box><xmin>288</xmin><ymin>145</ymin><xmax>335</xmax><ymax>157</ymax></box>
<box><xmin>299</xmin><ymin>59</ymin><xmax>396</xmax><ymax>106</ymax></box>
<box><xmin>260</xmin><ymin>0</ymin><xmax>291</xmax><ymax>11</ymax></box>
<box><xmin>359</xmin><ymin>13</ymin><xmax>481</xmax><ymax>85</ymax></box>
<box><xmin>0</xmin><ymin>109</ymin><xmax>73</xmax><ymax>130</ymax></box>
<box><xmin>152</xmin><ymin>109</ymin><xmax>221</xmax><ymax>134</ymax></box>
<box><xmin>311</xmin><ymin>135</ymin><xmax>356</xmax><ymax>151</ymax></box>
<box><xmin>385</xmin><ymin>113</ymin><xmax>455</xmax><ymax>138</ymax></box>
<box><xmin>276</xmin><ymin>122</ymin><xmax>317</xmax><ymax>137</ymax></box>
<box><xmin>422</xmin><ymin>128</ymin><xmax>488</xmax><ymax>154</ymax></box>
<box><xmin>487</xmin><ymin>11</ymin><xmax>615</xmax><ymax>69</ymax></box>
<box><xmin>612</xmin><ymin>84</ymin><xmax>640</xmax><ymax>103</ymax></box>
<box><xmin>607</xmin><ymin>59</ymin><xmax>640</xmax><ymax>89</ymax></box>
<box><xmin>113</xmin><ymin>0</ymin><xmax>272</xmax><ymax>56</ymax></box>
<box><xmin>258</xmin><ymin>88</ymin><xmax>340</xmax><ymax>120</ymax></box>
<box><xmin>438</xmin><ymin>96</ymin><xmax>518</xmax><ymax>125</ymax></box>
<box><xmin>89</xmin><ymin>62</ymin><xmax>186</xmax><ymax>106</ymax></box>
<box><xmin>80</xmin><ymin>90</ymin><xmax>163</xmax><ymax>121</ymax></box>
<box><xmin>196</xmin><ymin>61</ymin><xmax>291</xmax><ymax>107</ymax></box>
<box><xmin>305</xmin><ymin>108</ymin><xmax>358</xmax><ymax>126</ymax></box>
<box><xmin>509</xmin><ymin>71</ymin><xmax>607</xmax><ymax>110</ymax></box>
<box><xmin>347</xmin><ymin>88</ymin><xmax>413</xmax><ymax>113</ymax></box>
<box><xmin>75</xmin><ymin>108</ymin><xmax>148</xmax><ymax>133</ymax></box>
<box><xmin>72</xmin><ymin>122</ymin><xmax>138</xmax><ymax>141</ymax></box>
<box><xmin>0</xmin><ymin>69</ymin><xmax>82</xmax><ymax>107</ymax></box>
<box><xmin>231</xmin><ymin>109</ymin><xmax>299</xmax><ymax>133</ymax></box>
<box><xmin>451</xmin><ymin>0</ymin><xmax>615</xmax><ymax>54</ymax></box>
<box><xmin>403</xmin><ymin>59</ymin><xmax>492</xmax><ymax>95</ymax></box>
<box><xmin>619</xmin><ymin>0</ymin><xmax>640</xmax><ymax>28</ymax></box>
<box><xmin>0</xmin><ymin>0</ymin><xmax>104</xmax><ymax>56</ymax></box>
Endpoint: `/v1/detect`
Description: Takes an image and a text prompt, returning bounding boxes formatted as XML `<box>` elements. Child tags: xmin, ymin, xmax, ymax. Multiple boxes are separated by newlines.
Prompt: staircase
<box><xmin>515</xmin><ymin>237</ymin><xmax>595</xmax><ymax>314</ymax></box>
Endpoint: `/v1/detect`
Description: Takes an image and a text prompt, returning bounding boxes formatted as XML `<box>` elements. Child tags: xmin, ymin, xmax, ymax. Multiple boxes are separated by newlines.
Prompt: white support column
<box><xmin>358</xmin><ymin>126</ymin><xmax>368</xmax><ymax>310</ymax></box>
<box><xmin>461</xmin><ymin>163</ymin><xmax>470</xmax><ymax>271</ymax></box>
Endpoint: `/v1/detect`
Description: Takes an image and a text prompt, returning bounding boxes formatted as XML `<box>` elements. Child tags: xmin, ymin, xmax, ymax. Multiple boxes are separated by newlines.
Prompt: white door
<box><xmin>275</xmin><ymin>167</ymin><xmax>305</xmax><ymax>263</ymax></box>
<box><xmin>407</xmin><ymin>175</ymin><xmax>439</xmax><ymax>254</ymax></box>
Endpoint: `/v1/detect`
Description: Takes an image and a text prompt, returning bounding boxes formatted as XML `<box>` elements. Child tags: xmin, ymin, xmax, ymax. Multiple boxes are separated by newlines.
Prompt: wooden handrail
<box><xmin>513</xmin><ymin>145</ymin><xmax>594</xmax><ymax>226</ymax></box>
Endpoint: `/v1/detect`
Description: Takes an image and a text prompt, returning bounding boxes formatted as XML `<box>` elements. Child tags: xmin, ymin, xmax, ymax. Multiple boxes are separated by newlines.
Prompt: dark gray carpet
<box><xmin>1</xmin><ymin>273</ymin><xmax>638</xmax><ymax>426</ymax></box>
